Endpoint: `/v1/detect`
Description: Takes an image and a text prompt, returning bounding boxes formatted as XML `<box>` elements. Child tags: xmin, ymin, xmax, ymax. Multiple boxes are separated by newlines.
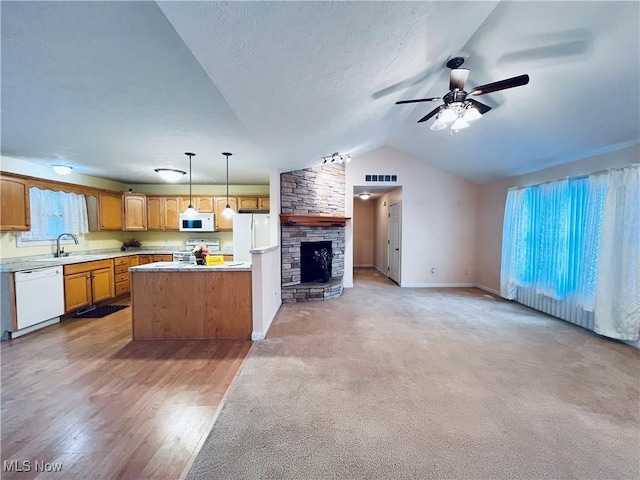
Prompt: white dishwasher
<box><xmin>14</xmin><ymin>266</ymin><xmax>65</xmax><ymax>336</ymax></box>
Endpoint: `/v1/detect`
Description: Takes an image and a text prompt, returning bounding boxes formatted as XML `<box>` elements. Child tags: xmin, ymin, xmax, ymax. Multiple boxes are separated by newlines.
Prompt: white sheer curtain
<box><xmin>501</xmin><ymin>164</ymin><xmax>639</xmax><ymax>341</ymax></box>
<box><xmin>594</xmin><ymin>165</ymin><xmax>640</xmax><ymax>341</ymax></box>
<box><xmin>21</xmin><ymin>187</ymin><xmax>89</xmax><ymax>240</ymax></box>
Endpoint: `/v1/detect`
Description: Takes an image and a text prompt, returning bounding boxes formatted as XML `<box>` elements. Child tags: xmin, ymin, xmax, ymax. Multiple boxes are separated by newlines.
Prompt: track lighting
<box><xmin>321</xmin><ymin>152</ymin><xmax>351</xmax><ymax>165</ymax></box>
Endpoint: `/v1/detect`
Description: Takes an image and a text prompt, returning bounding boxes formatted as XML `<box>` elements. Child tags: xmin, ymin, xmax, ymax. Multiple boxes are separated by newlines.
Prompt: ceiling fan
<box><xmin>395</xmin><ymin>57</ymin><xmax>529</xmax><ymax>134</ymax></box>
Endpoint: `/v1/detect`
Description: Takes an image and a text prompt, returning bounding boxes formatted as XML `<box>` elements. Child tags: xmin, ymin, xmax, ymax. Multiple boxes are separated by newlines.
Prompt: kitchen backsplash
<box><xmin>0</xmin><ymin>231</ymin><xmax>233</xmax><ymax>259</ymax></box>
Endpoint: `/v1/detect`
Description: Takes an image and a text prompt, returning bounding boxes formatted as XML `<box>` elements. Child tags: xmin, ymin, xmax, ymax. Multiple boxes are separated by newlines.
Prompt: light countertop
<box><xmin>0</xmin><ymin>248</ymin><xmax>235</xmax><ymax>273</ymax></box>
<box><xmin>130</xmin><ymin>262</ymin><xmax>251</xmax><ymax>272</ymax></box>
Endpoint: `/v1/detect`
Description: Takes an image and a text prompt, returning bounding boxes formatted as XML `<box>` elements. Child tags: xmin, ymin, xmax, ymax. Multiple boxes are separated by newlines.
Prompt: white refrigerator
<box><xmin>232</xmin><ymin>214</ymin><xmax>271</xmax><ymax>262</ymax></box>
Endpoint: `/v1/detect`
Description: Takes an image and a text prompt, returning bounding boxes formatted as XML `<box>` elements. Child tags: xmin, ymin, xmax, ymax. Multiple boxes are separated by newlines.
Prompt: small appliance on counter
<box><xmin>172</xmin><ymin>238</ymin><xmax>220</xmax><ymax>264</ymax></box>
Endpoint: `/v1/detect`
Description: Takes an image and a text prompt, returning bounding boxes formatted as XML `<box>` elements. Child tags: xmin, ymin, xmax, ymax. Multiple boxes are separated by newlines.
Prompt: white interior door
<box><xmin>387</xmin><ymin>202</ymin><xmax>401</xmax><ymax>284</ymax></box>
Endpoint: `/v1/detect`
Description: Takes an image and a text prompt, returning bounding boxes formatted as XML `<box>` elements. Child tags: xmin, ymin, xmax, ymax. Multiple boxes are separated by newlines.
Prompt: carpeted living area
<box><xmin>187</xmin><ymin>268</ymin><xmax>640</xmax><ymax>479</ymax></box>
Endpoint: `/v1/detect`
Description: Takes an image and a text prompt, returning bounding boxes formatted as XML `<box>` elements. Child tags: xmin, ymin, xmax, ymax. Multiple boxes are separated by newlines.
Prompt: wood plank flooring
<box><xmin>0</xmin><ymin>299</ymin><xmax>252</xmax><ymax>479</ymax></box>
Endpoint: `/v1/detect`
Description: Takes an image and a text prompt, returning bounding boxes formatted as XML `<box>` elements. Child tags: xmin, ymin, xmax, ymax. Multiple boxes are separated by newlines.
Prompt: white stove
<box><xmin>172</xmin><ymin>238</ymin><xmax>220</xmax><ymax>263</ymax></box>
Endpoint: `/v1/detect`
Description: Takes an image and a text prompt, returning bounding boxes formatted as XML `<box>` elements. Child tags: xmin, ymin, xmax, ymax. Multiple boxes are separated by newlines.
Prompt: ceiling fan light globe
<box><xmin>430</xmin><ymin>119</ymin><xmax>447</xmax><ymax>131</ymax></box>
<box><xmin>463</xmin><ymin>107</ymin><xmax>482</xmax><ymax>122</ymax></box>
<box><xmin>451</xmin><ymin>118</ymin><xmax>470</xmax><ymax>130</ymax></box>
<box><xmin>439</xmin><ymin>107</ymin><xmax>457</xmax><ymax>123</ymax></box>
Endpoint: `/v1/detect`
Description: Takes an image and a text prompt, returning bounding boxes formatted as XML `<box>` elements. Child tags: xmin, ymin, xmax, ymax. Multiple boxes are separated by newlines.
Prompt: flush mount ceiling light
<box><xmin>154</xmin><ymin>168</ymin><xmax>186</xmax><ymax>182</ymax></box>
<box><xmin>52</xmin><ymin>165</ymin><xmax>73</xmax><ymax>176</ymax></box>
<box><xmin>358</xmin><ymin>193</ymin><xmax>371</xmax><ymax>200</ymax></box>
<box><xmin>183</xmin><ymin>152</ymin><xmax>197</xmax><ymax>217</ymax></box>
<box><xmin>322</xmin><ymin>152</ymin><xmax>351</xmax><ymax>165</ymax></box>
<box><xmin>221</xmin><ymin>152</ymin><xmax>235</xmax><ymax>218</ymax></box>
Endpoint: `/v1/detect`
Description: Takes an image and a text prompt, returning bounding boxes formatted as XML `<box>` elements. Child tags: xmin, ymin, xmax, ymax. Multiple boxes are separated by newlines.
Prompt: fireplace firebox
<box><xmin>300</xmin><ymin>241</ymin><xmax>332</xmax><ymax>283</ymax></box>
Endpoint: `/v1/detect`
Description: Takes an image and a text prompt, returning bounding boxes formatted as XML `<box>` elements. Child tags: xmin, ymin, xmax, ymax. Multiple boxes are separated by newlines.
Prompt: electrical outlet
<box><xmin>431</xmin><ymin>267</ymin><xmax>436</xmax><ymax>274</ymax></box>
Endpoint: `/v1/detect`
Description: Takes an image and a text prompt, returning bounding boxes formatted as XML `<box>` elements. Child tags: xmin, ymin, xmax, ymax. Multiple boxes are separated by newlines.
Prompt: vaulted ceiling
<box><xmin>2</xmin><ymin>1</ymin><xmax>638</xmax><ymax>185</ymax></box>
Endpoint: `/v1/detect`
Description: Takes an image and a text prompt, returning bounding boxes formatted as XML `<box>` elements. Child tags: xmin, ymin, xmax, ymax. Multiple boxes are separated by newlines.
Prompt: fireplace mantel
<box><xmin>279</xmin><ymin>214</ymin><xmax>350</xmax><ymax>227</ymax></box>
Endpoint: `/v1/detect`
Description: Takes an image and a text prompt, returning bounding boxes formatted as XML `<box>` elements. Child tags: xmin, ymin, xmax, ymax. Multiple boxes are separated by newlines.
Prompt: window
<box><xmin>19</xmin><ymin>187</ymin><xmax>89</xmax><ymax>243</ymax></box>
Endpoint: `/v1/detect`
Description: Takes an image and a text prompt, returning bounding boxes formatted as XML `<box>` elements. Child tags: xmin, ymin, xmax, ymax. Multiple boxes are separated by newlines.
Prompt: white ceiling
<box><xmin>2</xmin><ymin>1</ymin><xmax>638</xmax><ymax>185</ymax></box>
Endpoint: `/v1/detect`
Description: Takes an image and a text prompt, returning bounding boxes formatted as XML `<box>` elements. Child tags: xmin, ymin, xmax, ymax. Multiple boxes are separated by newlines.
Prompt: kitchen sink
<box><xmin>28</xmin><ymin>254</ymin><xmax>106</xmax><ymax>263</ymax></box>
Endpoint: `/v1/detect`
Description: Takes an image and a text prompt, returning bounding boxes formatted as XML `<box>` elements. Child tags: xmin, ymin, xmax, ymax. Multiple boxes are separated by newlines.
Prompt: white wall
<box><xmin>353</xmin><ymin>198</ymin><xmax>375</xmax><ymax>267</ymax></box>
<box><xmin>476</xmin><ymin>143</ymin><xmax>640</xmax><ymax>293</ymax></box>
<box><xmin>345</xmin><ymin>146</ymin><xmax>479</xmax><ymax>287</ymax></box>
<box><xmin>251</xmin><ymin>245</ymin><xmax>282</xmax><ymax>340</ymax></box>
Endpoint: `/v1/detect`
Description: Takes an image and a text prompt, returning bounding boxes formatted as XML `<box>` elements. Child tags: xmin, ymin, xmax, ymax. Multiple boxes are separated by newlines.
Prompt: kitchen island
<box><xmin>130</xmin><ymin>262</ymin><xmax>252</xmax><ymax>340</ymax></box>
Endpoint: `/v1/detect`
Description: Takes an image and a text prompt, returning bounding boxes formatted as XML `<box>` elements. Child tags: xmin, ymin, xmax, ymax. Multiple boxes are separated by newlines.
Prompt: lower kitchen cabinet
<box><xmin>152</xmin><ymin>254</ymin><xmax>173</xmax><ymax>262</ymax></box>
<box><xmin>114</xmin><ymin>257</ymin><xmax>130</xmax><ymax>296</ymax></box>
<box><xmin>138</xmin><ymin>255</ymin><xmax>154</xmax><ymax>265</ymax></box>
<box><xmin>63</xmin><ymin>259</ymin><xmax>114</xmax><ymax>312</ymax></box>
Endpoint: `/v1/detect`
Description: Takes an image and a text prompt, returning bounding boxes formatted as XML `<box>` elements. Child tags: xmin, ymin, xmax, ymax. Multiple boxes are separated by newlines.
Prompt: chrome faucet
<box><xmin>56</xmin><ymin>233</ymin><xmax>79</xmax><ymax>257</ymax></box>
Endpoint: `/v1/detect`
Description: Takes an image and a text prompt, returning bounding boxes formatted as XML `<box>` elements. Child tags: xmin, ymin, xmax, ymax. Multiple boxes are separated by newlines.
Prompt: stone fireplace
<box><xmin>280</xmin><ymin>164</ymin><xmax>347</xmax><ymax>303</ymax></box>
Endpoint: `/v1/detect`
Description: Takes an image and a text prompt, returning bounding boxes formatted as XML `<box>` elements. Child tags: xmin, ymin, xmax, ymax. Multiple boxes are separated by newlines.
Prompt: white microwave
<box><xmin>179</xmin><ymin>213</ymin><xmax>215</xmax><ymax>232</ymax></box>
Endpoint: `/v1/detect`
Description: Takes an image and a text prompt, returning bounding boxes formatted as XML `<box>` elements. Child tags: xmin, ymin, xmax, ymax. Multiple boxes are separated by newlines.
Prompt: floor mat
<box><xmin>74</xmin><ymin>305</ymin><xmax>128</xmax><ymax>319</ymax></box>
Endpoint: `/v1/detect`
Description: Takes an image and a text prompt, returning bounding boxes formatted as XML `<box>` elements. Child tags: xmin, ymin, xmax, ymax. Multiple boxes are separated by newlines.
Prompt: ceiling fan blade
<box><xmin>466</xmin><ymin>99</ymin><xmax>492</xmax><ymax>115</ymax></box>
<box><xmin>449</xmin><ymin>68</ymin><xmax>469</xmax><ymax>91</ymax></box>
<box><xmin>395</xmin><ymin>97</ymin><xmax>441</xmax><ymax>105</ymax></box>
<box><xmin>417</xmin><ymin>105</ymin><xmax>444</xmax><ymax>123</ymax></box>
<box><xmin>468</xmin><ymin>74</ymin><xmax>529</xmax><ymax>96</ymax></box>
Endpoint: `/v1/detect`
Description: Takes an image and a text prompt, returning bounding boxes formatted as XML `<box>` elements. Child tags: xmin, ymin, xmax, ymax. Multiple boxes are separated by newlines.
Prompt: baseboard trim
<box><xmin>251</xmin><ymin>299</ymin><xmax>282</xmax><ymax>341</ymax></box>
<box><xmin>400</xmin><ymin>282</ymin><xmax>477</xmax><ymax>288</ymax></box>
<box><xmin>474</xmin><ymin>284</ymin><xmax>501</xmax><ymax>296</ymax></box>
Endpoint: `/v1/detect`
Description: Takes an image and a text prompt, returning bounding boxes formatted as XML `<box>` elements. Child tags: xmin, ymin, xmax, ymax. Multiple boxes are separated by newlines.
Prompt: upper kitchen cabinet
<box><xmin>0</xmin><ymin>175</ymin><xmax>30</xmax><ymax>231</ymax></box>
<box><xmin>179</xmin><ymin>196</ymin><xmax>214</xmax><ymax>213</ymax></box>
<box><xmin>237</xmin><ymin>196</ymin><xmax>270</xmax><ymax>212</ymax></box>
<box><xmin>147</xmin><ymin>196</ymin><xmax>179</xmax><ymax>231</ymax></box>
<box><xmin>214</xmin><ymin>197</ymin><xmax>238</xmax><ymax>230</ymax></box>
<box><xmin>123</xmin><ymin>194</ymin><xmax>147</xmax><ymax>231</ymax></box>
<box><xmin>87</xmin><ymin>192</ymin><xmax>123</xmax><ymax>231</ymax></box>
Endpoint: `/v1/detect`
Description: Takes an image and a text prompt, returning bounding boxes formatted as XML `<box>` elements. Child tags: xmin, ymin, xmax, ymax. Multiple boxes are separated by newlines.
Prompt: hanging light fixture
<box><xmin>221</xmin><ymin>152</ymin><xmax>234</xmax><ymax>218</ymax></box>
<box><xmin>183</xmin><ymin>152</ymin><xmax>197</xmax><ymax>217</ymax></box>
<box><xmin>154</xmin><ymin>168</ymin><xmax>186</xmax><ymax>182</ymax></box>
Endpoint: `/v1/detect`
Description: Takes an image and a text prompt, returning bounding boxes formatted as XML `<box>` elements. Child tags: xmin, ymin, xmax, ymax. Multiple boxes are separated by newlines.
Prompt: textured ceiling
<box><xmin>1</xmin><ymin>1</ymin><xmax>638</xmax><ymax>185</ymax></box>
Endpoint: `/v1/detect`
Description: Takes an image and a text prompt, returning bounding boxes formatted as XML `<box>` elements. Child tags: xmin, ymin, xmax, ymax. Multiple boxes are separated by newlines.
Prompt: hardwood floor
<box><xmin>0</xmin><ymin>299</ymin><xmax>252</xmax><ymax>479</ymax></box>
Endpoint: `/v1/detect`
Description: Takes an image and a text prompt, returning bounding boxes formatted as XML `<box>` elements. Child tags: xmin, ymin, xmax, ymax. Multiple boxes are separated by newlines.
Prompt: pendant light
<box><xmin>221</xmin><ymin>152</ymin><xmax>234</xmax><ymax>218</ymax></box>
<box><xmin>183</xmin><ymin>152</ymin><xmax>197</xmax><ymax>217</ymax></box>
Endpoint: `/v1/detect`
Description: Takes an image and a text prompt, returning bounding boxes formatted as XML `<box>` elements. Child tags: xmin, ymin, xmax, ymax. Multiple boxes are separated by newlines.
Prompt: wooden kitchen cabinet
<box><xmin>123</xmin><ymin>194</ymin><xmax>147</xmax><ymax>231</ymax></box>
<box><xmin>87</xmin><ymin>192</ymin><xmax>123</xmax><ymax>231</ymax></box>
<box><xmin>238</xmin><ymin>196</ymin><xmax>259</xmax><ymax>210</ymax></box>
<box><xmin>196</xmin><ymin>196</ymin><xmax>214</xmax><ymax>212</ymax></box>
<box><xmin>114</xmin><ymin>257</ymin><xmax>130</xmax><ymax>296</ymax></box>
<box><xmin>0</xmin><ymin>175</ymin><xmax>30</xmax><ymax>231</ymax></box>
<box><xmin>152</xmin><ymin>254</ymin><xmax>173</xmax><ymax>262</ymax></box>
<box><xmin>64</xmin><ymin>272</ymin><xmax>91</xmax><ymax>311</ymax></box>
<box><xmin>63</xmin><ymin>259</ymin><xmax>114</xmax><ymax>312</ymax></box>
<box><xmin>214</xmin><ymin>197</ymin><xmax>238</xmax><ymax>230</ymax></box>
<box><xmin>237</xmin><ymin>196</ymin><xmax>269</xmax><ymax>212</ymax></box>
<box><xmin>138</xmin><ymin>255</ymin><xmax>154</xmax><ymax>265</ymax></box>
<box><xmin>147</xmin><ymin>196</ymin><xmax>180</xmax><ymax>230</ymax></box>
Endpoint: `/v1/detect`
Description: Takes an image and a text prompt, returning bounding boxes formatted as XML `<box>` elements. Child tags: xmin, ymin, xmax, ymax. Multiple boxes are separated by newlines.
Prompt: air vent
<box><xmin>365</xmin><ymin>174</ymin><xmax>397</xmax><ymax>182</ymax></box>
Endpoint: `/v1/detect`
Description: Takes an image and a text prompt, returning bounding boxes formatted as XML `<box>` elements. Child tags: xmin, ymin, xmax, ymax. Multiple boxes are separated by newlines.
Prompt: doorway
<box><xmin>387</xmin><ymin>202</ymin><xmax>401</xmax><ymax>284</ymax></box>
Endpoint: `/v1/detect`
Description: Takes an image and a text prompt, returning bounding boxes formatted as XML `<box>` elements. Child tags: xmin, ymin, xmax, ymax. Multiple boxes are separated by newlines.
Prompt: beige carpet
<box><xmin>187</xmin><ymin>268</ymin><xmax>640</xmax><ymax>479</ymax></box>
